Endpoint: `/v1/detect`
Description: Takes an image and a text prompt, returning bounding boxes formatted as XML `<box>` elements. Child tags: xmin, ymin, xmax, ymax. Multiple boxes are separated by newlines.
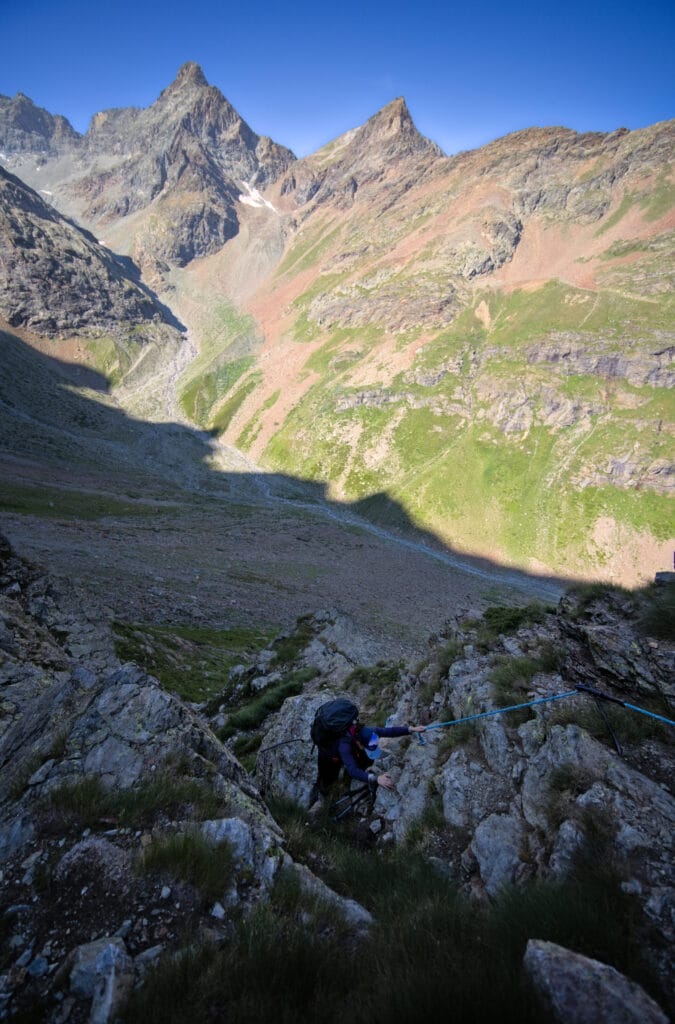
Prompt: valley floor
<box><xmin>0</xmin><ymin>453</ymin><xmax>564</xmax><ymax>660</ymax></box>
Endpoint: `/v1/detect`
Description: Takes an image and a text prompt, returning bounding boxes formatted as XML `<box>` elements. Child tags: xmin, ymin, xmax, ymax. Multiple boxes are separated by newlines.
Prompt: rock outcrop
<box><xmin>0</xmin><ymin>166</ymin><xmax>171</xmax><ymax>335</ymax></box>
<box><xmin>256</xmin><ymin>594</ymin><xmax>674</xmax><ymax>1003</ymax></box>
<box><xmin>523</xmin><ymin>940</ymin><xmax>668</xmax><ymax>1024</ymax></box>
<box><xmin>0</xmin><ymin>92</ymin><xmax>79</xmax><ymax>157</ymax></box>
<box><xmin>0</xmin><ymin>541</ymin><xmax>369</xmax><ymax>1021</ymax></box>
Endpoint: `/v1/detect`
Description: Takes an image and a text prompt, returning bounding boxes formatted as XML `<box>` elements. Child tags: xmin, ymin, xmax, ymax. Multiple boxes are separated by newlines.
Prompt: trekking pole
<box><xmin>590</xmin><ymin>693</ymin><xmax>623</xmax><ymax>756</ymax></box>
<box><xmin>330</xmin><ymin>784</ymin><xmax>371</xmax><ymax>821</ymax></box>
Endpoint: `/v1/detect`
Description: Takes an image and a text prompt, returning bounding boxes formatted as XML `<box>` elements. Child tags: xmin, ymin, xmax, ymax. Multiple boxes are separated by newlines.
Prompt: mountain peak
<box><xmin>171</xmin><ymin>61</ymin><xmax>209</xmax><ymax>90</ymax></box>
<box><xmin>359</xmin><ymin>96</ymin><xmax>442</xmax><ymax>159</ymax></box>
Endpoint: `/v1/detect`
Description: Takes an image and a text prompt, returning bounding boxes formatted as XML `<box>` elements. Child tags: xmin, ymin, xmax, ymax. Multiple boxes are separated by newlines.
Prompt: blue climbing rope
<box><xmin>422</xmin><ymin>684</ymin><xmax>675</xmax><ymax>733</ymax></box>
<box><xmin>423</xmin><ymin>689</ymin><xmax>579</xmax><ymax>732</ymax></box>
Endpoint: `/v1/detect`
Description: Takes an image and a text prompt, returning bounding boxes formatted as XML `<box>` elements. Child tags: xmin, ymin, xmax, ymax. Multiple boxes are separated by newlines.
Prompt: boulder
<box><xmin>471</xmin><ymin>813</ymin><xmax>527</xmax><ymax>896</ymax></box>
<box><xmin>69</xmin><ymin>937</ymin><xmax>132</xmax><ymax>1002</ymax></box>
<box><xmin>283</xmin><ymin>857</ymin><xmax>372</xmax><ymax>937</ymax></box>
<box><xmin>523</xmin><ymin>939</ymin><xmax>668</xmax><ymax>1023</ymax></box>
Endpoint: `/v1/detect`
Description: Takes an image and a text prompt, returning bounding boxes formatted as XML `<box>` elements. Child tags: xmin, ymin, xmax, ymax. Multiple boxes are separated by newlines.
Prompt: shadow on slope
<box><xmin>0</xmin><ymin>327</ymin><xmax>575</xmax><ymax>638</ymax></box>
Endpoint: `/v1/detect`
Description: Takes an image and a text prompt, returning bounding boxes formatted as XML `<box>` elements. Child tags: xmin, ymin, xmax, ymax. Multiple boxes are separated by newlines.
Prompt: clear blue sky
<box><xmin>1</xmin><ymin>0</ymin><xmax>673</xmax><ymax>157</ymax></box>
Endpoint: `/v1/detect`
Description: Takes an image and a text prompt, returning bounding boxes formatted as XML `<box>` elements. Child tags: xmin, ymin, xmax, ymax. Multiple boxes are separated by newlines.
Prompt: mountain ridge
<box><xmin>0</xmin><ymin>65</ymin><xmax>672</xmax><ymax>586</ymax></box>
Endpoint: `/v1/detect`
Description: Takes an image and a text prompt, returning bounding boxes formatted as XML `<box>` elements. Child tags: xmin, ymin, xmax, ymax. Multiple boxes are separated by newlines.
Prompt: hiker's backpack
<box><xmin>311</xmin><ymin>699</ymin><xmax>359</xmax><ymax>751</ymax></box>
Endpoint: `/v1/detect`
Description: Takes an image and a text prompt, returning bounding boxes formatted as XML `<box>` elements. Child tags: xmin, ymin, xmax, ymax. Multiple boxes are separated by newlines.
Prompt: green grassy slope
<box><xmin>262</xmin><ymin>281</ymin><xmax>674</xmax><ymax>578</ymax></box>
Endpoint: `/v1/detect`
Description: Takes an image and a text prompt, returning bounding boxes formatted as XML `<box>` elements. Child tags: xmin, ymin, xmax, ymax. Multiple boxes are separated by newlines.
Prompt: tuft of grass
<box><xmin>549</xmin><ymin>696</ymin><xmax>667</xmax><ymax>745</ymax></box>
<box><xmin>42</xmin><ymin>774</ymin><xmax>227</xmax><ymax>830</ymax></box>
<box><xmin>123</xmin><ymin>793</ymin><xmax>666</xmax><ymax>1024</ymax></box>
<box><xmin>637</xmin><ymin>585</ymin><xmax>675</xmax><ymax>641</ymax></box>
<box><xmin>474</xmin><ymin>604</ymin><xmax>551</xmax><ymax>650</ymax></box>
<box><xmin>489</xmin><ymin>655</ymin><xmax>542</xmax><ymax>712</ymax></box>
<box><xmin>434</xmin><ymin>717</ymin><xmax>479</xmax><ymax>762</ymax></box>
<box><xmin>218</xmin><ymin>667</ymin><xmax>318</xmax><ymax>739</ymax></box>
<box><xmin>7</xmin><ymin>753</ymin><xmax>47</xmax><ymax>800</ymax></box>
<box><xmin>546</xmin><ymin>763</ymin><xmax>596</xmax><ymax>827</ymax></box>
<box><xmin>565</xmin><ymin>581</ymin><xmax>631</xmax><ymax>616</ymax></box>
<box><xmin>437</xmin><ymin>638</ymin><xmax>463</xmax><ymax>675</ymax></box>
<box><xmin>140</xmin><ymin>830</ymin><xmax>235</xmax><ymax>903</ymax></box>
<box><xmin>269</xmin><ymin>616</ymin><xmax>315</xmax><ymax>667</ymax></box>
<box><xmin>403</xmin><ymin>798</ymin><xmax>454</xmax><ymax>853</ymax></box>
<box><xmin>346</xmin><ymin>661</ymin><xmax>403</xmax><ymax>723</ymax></box>
<box><xmin>231</xmin><ymin>733</ymin><xmax>263</xmax><ymax>773</ymax></box>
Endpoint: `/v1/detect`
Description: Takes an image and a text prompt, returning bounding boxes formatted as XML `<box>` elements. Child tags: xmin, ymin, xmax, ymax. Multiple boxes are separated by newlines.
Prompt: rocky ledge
<box><xmin>0</xmin><ymin>539</ymin><xmax>369</xmax><ymax>1022</ymax></box>
<box><xmin>1</xmin><ymin>535</ymin><xmax>673</xmax><ymax>1022</ymax></box>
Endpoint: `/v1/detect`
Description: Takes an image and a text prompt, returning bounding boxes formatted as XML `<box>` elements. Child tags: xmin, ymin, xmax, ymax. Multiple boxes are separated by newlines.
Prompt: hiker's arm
<box><xmin>338</xmin><ymin>736</ymin><xmax>370</xmax><ymax>783</ymax></box>
<box><xmin>373</xmin><ymin>725</ymin><xmax>425</xmax><ymax>738</ymax></box>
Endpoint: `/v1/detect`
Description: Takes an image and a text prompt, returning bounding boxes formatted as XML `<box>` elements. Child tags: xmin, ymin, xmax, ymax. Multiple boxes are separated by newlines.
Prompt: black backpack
<box><xmin>311</xmin><ymin>699</ymin><xmax>359</xmax><ymax>751</ymax></box>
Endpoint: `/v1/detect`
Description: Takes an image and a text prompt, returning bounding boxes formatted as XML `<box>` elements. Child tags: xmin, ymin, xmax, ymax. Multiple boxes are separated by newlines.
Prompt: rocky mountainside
<box><xmin>0</xmin><ymin>67</ymin><xmax>672</xmax><ymax>584</ymax></box>
<box><xmin>0</xmin><ymin>63</ymin><xmax>295</xmax><ymax>277</ymax></box>
<box><xmin>233</xmin><ymin>118</ymin><xmax>674</xmax><ymax>584</ymax></box>
<box><xmin>0</xmin><ymin>167</ymin><xmax>172</xmax><ymax>336</ymax></box>
<box><xmin>0</xmin><ymin>93</ymin><xmax>79</xmax><ymax>157</ymax></box>
<box><xmin>255</xmin><ymin>588</ymin><xmax>674</xmax><ymax>1005</ymax></box>
<box><xmin>0</xmin><ymin>536</ymin><xmax>672</xmax><ymax>1021</ymax></box>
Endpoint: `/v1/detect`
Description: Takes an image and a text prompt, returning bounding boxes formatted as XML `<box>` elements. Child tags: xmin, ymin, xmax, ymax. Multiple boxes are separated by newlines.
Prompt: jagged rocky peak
<box><xmin>360</xmin><ymin>96</ymin><xmax>442</xmax><ymax>157</ymax></box>
<box><xmin>166</xmin><ymin>59</ymin><xmax>209</xmax><ymax>90</ymax></box>
<box><xmin>282</xmin><ymin>96</ymin><xmax>441</xmax><ymax>209</ymax></box>
<box><xmin>51</xmin><ymin>62</ymin><xmax>296</xmax><ymax>267</ymax></box>
<box><xmin>0</xmin><ymin>91</ymin><xmax>80</xmax><ymax>156</ymax></box>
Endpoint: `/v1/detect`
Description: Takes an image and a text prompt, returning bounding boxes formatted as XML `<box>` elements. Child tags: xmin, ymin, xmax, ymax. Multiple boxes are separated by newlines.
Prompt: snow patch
<box><xmin>238</xmin><ymin>181</ymin><xmax>277</xmax><ymax>213</ymax></box>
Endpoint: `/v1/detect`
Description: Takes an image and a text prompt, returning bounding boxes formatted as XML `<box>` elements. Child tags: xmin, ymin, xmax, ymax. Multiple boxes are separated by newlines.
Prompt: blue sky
<box><xmin>1</xmin><ymin>0</ymin><xmax>673</xmax><ymax>157</ymax></box>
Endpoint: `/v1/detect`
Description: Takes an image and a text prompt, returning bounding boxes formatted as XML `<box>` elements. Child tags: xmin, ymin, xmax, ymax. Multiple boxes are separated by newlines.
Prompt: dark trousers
<box><xmin>316</xmin><ymin>751</ymin><xmax>342</xmax><ymax>793</ymax></box>
<box><xmin>316</xmin><ymin>748</ymin><xmax>372</xmax><ymax>793</ymax></box>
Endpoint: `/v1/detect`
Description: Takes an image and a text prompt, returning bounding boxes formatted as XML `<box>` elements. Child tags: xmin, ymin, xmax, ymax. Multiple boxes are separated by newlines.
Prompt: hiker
<box><xmin>309</xmin><ymin>699</ymin><xmax>425</xmax><ymax>807</ymax></box>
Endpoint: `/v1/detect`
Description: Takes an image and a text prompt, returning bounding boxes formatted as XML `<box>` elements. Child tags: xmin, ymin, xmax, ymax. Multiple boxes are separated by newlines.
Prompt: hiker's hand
<box><xmin>377</xmin><ymin>773</ymin><xmax>394</xmax><ymax>790</ymax></box>
<box><xmin>408</xmin><ymin>725</ymin><xmax>426</xmax><ymax>733</ymax></box>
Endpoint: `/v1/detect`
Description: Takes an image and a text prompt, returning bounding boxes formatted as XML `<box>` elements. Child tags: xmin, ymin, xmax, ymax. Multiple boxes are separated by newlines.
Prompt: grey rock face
<box><xmin>471</xmin><ymin>813</ymin><xmax>526</xmax><ymax>896</ymax></box>
<box><xmin>0</xmin><ymin>92</ymin><xmax>79</xmax><ymax>156</ymax></box>
<box><xmin>55</xmin><ymin>838</ymin><xmax>131</xmax><ymax>888</ymax></box>
<box><xmin>283</xmin><ymin>857</ymin><xmax>373</xmax><ymax>936</ymax></box>
<box><xmin>0</xmin><ymin>166</ymin><xmax>172</xmax><ymax>336</ymax></box>
<box><xmin>255</xmin><ymin>688</ymin><xmax>335</xmax><ymax>804</ymax></box>
<box><xmin>523</xmin><ymin>940</ymin><xmax>668</xmax><ymax>1023</ymax></box>
<box><xmin>68</xmin><ymin>937</ymin><xmax>131</xmax><ymax>999</ymax></box>
<box><xmin>0</xmin><ymin>63</ymin><xmax>295</xmax><ymax>272</ymax></box>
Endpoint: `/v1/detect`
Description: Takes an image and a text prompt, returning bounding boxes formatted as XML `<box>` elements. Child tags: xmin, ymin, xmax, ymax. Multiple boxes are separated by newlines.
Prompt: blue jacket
<box><xmin>334</xmin><ymin>725</ymin><xmax>410</xmax><ymax>783</ymax></box>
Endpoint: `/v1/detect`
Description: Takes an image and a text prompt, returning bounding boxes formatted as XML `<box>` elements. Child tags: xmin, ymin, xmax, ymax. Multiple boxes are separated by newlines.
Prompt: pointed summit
<box><xmin>360</xmin><ymin>97</ymin><xmax>442</xmax><ymax>158</ymax></box>
<box><xmin>173</xmin><ymin>61</ymin><xmax>208</xmax><ymax>89</ymax></box>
